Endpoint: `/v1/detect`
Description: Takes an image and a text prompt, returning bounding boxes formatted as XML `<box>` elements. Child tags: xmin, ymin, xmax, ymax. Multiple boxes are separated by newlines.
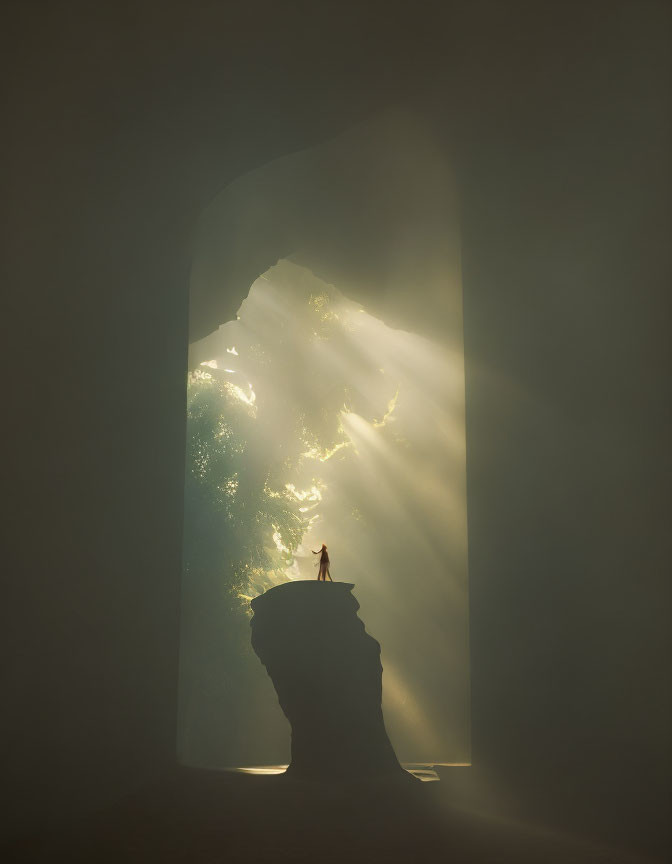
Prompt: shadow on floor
<box><xmin>3</xmin><ymin>766</ymin><xmax>659</xmax><ymax>864</ymax></box>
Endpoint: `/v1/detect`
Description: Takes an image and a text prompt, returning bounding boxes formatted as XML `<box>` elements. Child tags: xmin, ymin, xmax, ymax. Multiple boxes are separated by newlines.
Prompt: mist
<box><xmin>5</xmin><ymin>4</ymin><xmax>669</xmax><ymax>860</ymax></box>
<box><xmin>177</xmin><ymin>111</ymin><xmax>470</xmax><ymax>770</ymax></box>
<box><xmin>179</xmin><ymin>256</ymin><xmax>469</xmax><ymax>766</ymax></box>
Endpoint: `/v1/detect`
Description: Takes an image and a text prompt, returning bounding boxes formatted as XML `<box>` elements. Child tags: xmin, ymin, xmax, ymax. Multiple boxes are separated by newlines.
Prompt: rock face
<box><xmin>250</xmin><ymin>580</ymin><xmax>405</xmax><ymax>780</ymax></box>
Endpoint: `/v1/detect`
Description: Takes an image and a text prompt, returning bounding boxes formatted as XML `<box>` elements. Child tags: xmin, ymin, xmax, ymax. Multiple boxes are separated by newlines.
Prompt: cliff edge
<box><xmin>250</xmin><ymin>580</ymin><xmax>406</xmax><ymax>780</ymax></box>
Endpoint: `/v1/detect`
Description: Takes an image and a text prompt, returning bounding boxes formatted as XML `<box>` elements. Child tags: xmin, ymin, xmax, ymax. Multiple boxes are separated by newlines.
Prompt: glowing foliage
<box><xmin>180</xmin><ymin>260</ymin><xmax>470</xmax><ymax>765</ymax></box>
<box><xmin>184</xmin><ymin>374</ymin><xmax>307</xmax><ymax>602</ymax></box>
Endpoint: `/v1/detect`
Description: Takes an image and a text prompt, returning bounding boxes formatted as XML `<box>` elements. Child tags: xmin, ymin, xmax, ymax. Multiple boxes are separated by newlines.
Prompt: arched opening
<box><xmin>179</xmin><ymin>111</ymin><xmax>470</xmax><ymax>774</ymax></box>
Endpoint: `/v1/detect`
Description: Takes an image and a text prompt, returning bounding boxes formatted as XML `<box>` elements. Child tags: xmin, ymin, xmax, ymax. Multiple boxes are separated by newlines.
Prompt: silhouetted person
<box><xmin>312</xmin><ymin>544</ymin><xmax>332</xmax><ymax>581</ymax></box>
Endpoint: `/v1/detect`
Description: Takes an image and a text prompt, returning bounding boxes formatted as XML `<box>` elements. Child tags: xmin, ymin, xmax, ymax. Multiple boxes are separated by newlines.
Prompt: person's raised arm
<box><xmin>312</xmin><ymin>549</ymin><xmax>319</xmax><ymax>554</ymax></box>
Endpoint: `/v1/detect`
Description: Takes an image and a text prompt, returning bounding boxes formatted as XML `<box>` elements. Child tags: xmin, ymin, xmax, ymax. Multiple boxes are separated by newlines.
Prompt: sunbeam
<box><xmin>179</xmin><ymin>259</ymin><xmax>469</xmax><ymax>767</ymax></box>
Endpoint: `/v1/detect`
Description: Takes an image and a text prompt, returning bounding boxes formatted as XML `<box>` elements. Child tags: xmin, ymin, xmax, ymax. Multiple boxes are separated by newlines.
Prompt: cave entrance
<box><xmin>178</xmin><ymin>111</ymin><xmax>470</xmax><ymax>774</ymax></box>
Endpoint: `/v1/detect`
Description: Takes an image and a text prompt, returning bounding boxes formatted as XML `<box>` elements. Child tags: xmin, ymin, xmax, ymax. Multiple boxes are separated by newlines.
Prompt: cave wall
<box><xmin>3</xmin><ymin>2</ymin><xmax>670</xmax><ymax>855</ymax></box>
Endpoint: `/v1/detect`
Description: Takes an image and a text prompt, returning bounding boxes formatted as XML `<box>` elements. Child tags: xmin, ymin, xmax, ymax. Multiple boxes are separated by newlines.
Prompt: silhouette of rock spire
<box><xmin>250</xmin><ymin>581</ymin><xmax>406</xmax><ymax>780</ymax></box>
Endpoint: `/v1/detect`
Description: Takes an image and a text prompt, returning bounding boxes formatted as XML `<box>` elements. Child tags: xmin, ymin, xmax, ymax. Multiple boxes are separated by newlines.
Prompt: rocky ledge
<box><xmin>250</xmin><ymin>580</ymin><xmax>406</xmax><ymax>781</ymax></box>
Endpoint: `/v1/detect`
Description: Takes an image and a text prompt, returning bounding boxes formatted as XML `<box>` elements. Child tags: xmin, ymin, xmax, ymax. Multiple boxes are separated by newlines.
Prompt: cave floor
<box><xmin>3</xmin><ymin>767</ymin><xmax>656</xmax><ymax>864</ymax></box>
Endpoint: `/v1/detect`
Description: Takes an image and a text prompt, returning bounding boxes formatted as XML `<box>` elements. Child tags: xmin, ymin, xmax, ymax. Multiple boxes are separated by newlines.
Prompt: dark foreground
<box><xmin>3</xmin><ymin>767</ymin><xmax>659</xmax><ymax>864</ymax></box>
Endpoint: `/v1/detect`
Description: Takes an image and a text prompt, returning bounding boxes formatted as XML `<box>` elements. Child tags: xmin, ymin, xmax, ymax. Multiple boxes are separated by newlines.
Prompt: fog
<box><xmin>5</xmin><ymin>4</ymin><xmax>670</xmax><ymax>859</ymax></box>
<box><xmin>180</xmin><ymin>260</ymin><xmax>469</xmax><ymax>766</ymax></box>
<box><xmin>179</xmin><ymin>114</ymin><xmax>469</xmax><ymax>768</ymax></box>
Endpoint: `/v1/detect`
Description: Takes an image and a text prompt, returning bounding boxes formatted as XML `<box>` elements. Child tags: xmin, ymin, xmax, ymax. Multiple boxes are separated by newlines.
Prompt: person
<box><xmin>312</xmin><ymin>543</ymin><xmax>332</xmax><ymax>581</ymax></box>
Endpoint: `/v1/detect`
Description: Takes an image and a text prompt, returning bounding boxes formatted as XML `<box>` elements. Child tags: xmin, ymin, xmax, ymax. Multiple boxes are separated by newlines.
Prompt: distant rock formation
<box><xmin>250</xmin><ymin>580</ymin><xmax>406</xmax><ymax>780</ymax></box>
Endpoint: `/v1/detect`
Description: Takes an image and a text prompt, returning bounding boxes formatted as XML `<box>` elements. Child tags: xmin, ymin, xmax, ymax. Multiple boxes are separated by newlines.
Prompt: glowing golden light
<box><xmin>272</xmin><ymin>530</ymin><xmax>290</xmax><ymax>555</ymax></box>
<box><xmin>300</xmin><ymin>440</ymin><xmax>351</xmax><ymax>462</ymax></box>
<box><xmin>285</xmin><ymin>484</ymin><xmax>323</xmax><ymax>503</ymax></box>
<box><xmin>372</xmin><ymin>387</ymin><xmax>399</xmax><ymax>428</ymax></box>
<box><xmin>223</xmin><ymin>381</ymin><xmax>257</xmax><ymax>409</ymax></box>
<box><xmin>231</xmin><ymin>764</ymin><xmax>467</xmax><ymax>782</ymax></box>
<box><xmin>184</xmin><ymin>259</ymin><xmax>469</xmax><ymax>766</ymax></box>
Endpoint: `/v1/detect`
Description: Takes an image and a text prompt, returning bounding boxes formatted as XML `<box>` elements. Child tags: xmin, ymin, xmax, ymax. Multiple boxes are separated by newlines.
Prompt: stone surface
<box><xmin>250</xmin><ymin>580</ymin><xmax>405</xmax><ymax>780</ymax></box>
